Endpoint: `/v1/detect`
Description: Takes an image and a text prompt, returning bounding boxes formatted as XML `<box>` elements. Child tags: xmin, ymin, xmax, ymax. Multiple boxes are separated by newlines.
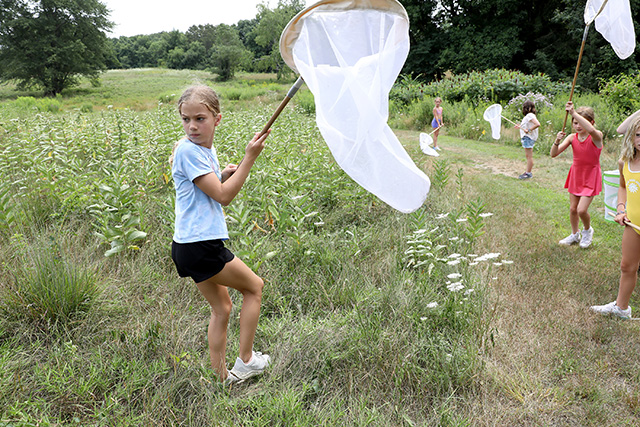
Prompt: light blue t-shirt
<box><xmin>172</xmin><ymin>138</ymin><xmax>229</xmax><ymax>243</ymax></box>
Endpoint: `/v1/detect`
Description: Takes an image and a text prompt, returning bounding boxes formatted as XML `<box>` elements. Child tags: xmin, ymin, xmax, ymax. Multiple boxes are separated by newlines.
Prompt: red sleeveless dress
<box><xmin>564</xmin><ymin>133</ymin><xmax>602</xmax><ymax>197</ymax></box>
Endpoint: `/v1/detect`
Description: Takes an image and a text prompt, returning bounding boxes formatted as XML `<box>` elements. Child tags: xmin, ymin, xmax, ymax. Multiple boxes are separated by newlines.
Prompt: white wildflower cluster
<box><xmin>408</xmin><ymin>210</ymin><xmax>513</xmax><ymax>310</ymax></box>
<box><xmin>447</xmin><ymin>281</ymin><xmax>464</xmax><ymax>292</ymax></box>
<box><xmin>475</xmin><ymin>252</ymin><xmax>500</xmax><ymax>262</ymax></box>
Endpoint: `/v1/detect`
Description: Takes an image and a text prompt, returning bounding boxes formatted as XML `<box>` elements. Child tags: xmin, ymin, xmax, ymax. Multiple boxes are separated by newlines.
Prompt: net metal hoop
<box><xmin>280</xmin><ymin>0</ymin><xmax>409</xmax><ymax>73</ymax></box>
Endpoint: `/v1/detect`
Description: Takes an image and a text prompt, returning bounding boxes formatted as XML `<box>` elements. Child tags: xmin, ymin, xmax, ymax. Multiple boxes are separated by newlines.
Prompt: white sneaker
<box><xmin>590</xmin><ymin>301</ymin><xmax>631</xmax><ymax>319</ymax></box>
<box><xmin>559</xmin><ymin>232</ymin><xmax>581</xmax><ymax>245</ymax></box>
<box><xmin>229</xmin><ymin>350</ymin><xmax>271</xmax><ymax>381</ymax></box>
<box><xmin>223</xmin><ymin>371</ymin><xmax>242</xmax><ymax>386</ymax></box>
<box><xmin>434</xmin><ymin>146</ymin><xmax>442</xmax><ymax>151</ymax></box>
<box><xmin>579</xmin><ymin>227</ymin><xmax>594</xmax><ymax>248</ymax></box>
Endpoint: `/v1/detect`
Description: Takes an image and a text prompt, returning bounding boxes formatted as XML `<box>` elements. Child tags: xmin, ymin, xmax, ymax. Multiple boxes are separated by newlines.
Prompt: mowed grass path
<box><xmin>398</xmin><ymin>130</ymin><xmax>640</xmax><ymax>425</ymax></box>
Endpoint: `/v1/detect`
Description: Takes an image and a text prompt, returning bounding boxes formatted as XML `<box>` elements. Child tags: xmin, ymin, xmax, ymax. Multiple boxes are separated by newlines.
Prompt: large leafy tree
<box><xmin>0</xmin><ymin>0</ymin><xmax>113</xmax><ymax>96</ymax></box>
<box><xmin>529</xmin><ymin>0</ymin><xmax>640</xmax><ymax>91</ymax></box>
<box><xmin>251</xmin><ymin>0</ymin><xmax>305</xmax><ymax>78</ymax></box>
<box><xmin>235</xmin><ymin>18</ymin><xmax>272</xmax><ymax>72</ymax></box>
<box><xmin>404</xmin><ymin>0</ymin><xmax>639</xmax><ymax>90</ymax></box>
<box><xmin>401</xmin><ymin>0</ymin><xmax>440</xmax><ymax>79</ymax></box>
<box><xmin>433</xmin><ymin>0</ymin><xmax>526</xmax><ymax>74</ymax></box>
<box><xmin>210</xmin><ymin>24</ymin><xmax>252</xmax><ymax>81</ymax></box>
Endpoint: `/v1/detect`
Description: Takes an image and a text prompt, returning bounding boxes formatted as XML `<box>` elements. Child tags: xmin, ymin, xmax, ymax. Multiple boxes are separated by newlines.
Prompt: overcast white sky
<box><xmin>102</xmin><ymin>0</ymin><xmax>316</xmax><ymax>38</ymax></box>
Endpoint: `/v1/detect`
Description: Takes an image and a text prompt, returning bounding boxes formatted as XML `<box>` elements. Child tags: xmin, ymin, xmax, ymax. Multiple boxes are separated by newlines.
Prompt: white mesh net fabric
<box><xmin>419</xmin><ymin>133</ymin><xmax>439</xmax><ymax>157</ymax></box>
<box><xmin>483</xmin><ymin>104</ymin><xmax>503</xmax><ymax>140</ymax></box>
<box><xmin>585</xmin><ymin>0</ymin><xmax>635</xmax><ymax>59</ymax></box>
<box><xmin>284</xmin><ymin>1</ymin><xmax>430</xmax><ymax>213</ymax></box>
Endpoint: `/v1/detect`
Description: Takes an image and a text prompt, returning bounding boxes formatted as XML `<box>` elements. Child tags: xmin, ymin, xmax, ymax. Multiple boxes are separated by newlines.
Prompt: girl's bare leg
<box><xmin>210</xmin><ymin>257</ymin><xmax>264</xmax><ymax>363</ymax></box>
<box><xmin>576</xmin><ymin>195</ymin><xmax>594</xmax><ymax>230</ymax></box>
<box><xmin>196</xmin><ymin>281</ymin><xmax>232</xmax><ymax>379</ymax></box>
<box><xmin>616</xmin><ymin>226</ymin><xmax>640</xmax><ymax>310</ymax></box>
<box><xmin>568</xmin><ymin>194</ymin><xmax>581</xmax><ymax>234</ymax></box>
<box><xmin>524</xmin><ymin>147</ymin><xmax>533</xmax><ymax>173</ymax></box>
<box><xmin>433</xmin><ymin>128</ymin><xmax>440</xmax><ymax>147</ymax></box>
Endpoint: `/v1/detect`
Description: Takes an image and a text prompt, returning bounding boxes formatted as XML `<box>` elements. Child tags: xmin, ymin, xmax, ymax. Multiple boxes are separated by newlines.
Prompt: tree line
<box><xmin>107</xmin><ymin>0</ymin><xmax>303</xmax><ymax>80</ymax></box>
<box><xmin>1</xmin><ymin>0</ymin><xmax>639</xmax><ymax>96</ymax></box>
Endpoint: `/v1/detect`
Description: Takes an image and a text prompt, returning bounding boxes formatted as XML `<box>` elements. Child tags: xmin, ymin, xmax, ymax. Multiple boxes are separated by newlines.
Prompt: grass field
<box><xmin>0</xmin><ymin>69</ymin><xmax>639</xmax><ymax>426</ymax></box>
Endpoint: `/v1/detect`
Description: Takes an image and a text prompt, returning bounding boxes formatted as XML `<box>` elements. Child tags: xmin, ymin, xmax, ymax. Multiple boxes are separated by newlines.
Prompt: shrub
<box><xmin>390</xmin><ymin>69</ymin><xmax>569</xmax><ymax>123</ymax></box>
<box><xmin>36</xmin><ymin>97</ymin><xmax>62</xmax><ymax>113</ymax></box>
<box><xmin>159</xmin><ymin>93</ymin><xmax>177</xmax><ymax>104</ymax></box>
<box><xmin>424</xmin><ymin>69</ymin><xmax>568</xmax><ymax>105</ymax></box>
<box><xmin>223</xmin><ymin>88</ymin><xmax>243</xmax><ymax>101</ymax></box>
<box><xmin>219</xmin><ymin>86</ymin><xmax>268</xmax><ymax>101</ymax></box>
<box><xmin>13</xmin><ymin>96</ymin><xmax>37</xmax><ymax>110</ymax></box>
<box><xmin>12</xmin><ymin>96</ymin><xmax>62</xmax><ymax>113</ymax></box>
<box><xmin>507</xmin><ymin>92</ymin><xmax>554</xmax><ymax>113</ymax></box>
<box><xmin>390</xmin><ymin>74</ymin><xmax>427</xmax><ymax>106</ymax></box>
<box><xmin>599</xmin><ymin>72</ymin><xmax>640</xmax><ymax>116</ymax></box>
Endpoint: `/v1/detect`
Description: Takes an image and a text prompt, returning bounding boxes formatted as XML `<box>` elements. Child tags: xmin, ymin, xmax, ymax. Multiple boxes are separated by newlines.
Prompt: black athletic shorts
<box><xmin>171</xmin><ymin>239</ymin><xmax>235</xmax><ymax>283</ymax></box>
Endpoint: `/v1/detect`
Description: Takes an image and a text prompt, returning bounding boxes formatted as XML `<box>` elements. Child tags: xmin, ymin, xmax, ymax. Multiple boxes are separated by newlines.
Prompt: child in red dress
<box><xmin>550</xmin><ymin>101</ymin><xmax>603</xmax><ymax>248</ymax></box>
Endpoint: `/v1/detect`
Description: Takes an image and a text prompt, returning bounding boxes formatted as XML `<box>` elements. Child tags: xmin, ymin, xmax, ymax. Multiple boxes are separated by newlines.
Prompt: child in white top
<box><xmin>515</xmin><ymin>100</ymin><xmax>540</xmax><ymax>180</ymax></box>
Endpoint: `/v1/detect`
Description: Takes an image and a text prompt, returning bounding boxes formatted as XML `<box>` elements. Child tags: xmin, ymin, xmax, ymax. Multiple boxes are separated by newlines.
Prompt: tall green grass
<box><xmin>0</xmin><ymin>70</ymin><xmax>494</xmax><ymax>425</ymax></box>
<box><xmin>1</xmin><ymin>246</ymin><xmax>99</xmax><ymax>325</ymax></box>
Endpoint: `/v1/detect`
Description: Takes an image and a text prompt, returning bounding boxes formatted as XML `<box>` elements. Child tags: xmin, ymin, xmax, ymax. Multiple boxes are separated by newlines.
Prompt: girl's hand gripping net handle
<box><xmin>607</xmin><ymin>211</ymin><xmax>640</xmax><ymax>232</ymax></box>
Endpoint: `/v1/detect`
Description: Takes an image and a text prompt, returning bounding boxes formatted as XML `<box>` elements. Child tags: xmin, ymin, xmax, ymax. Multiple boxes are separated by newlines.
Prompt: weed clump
<box><xmin>1</xmin><ymin>244</ymin><xmax>99</xmax><ymax>326</ymax></box>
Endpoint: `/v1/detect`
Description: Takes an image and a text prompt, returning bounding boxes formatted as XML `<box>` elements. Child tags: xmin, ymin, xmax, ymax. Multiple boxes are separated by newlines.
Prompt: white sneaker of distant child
<box><xmin>579</xmin><ymin>227</ymin><xmax>594</xmax><ymax>248</ymax></box>
<box><xmin>559</xmin><ymin>231</ymin><xmax>581</xmax><ymax>246</ymax></box>
<box><xmin>590</xmin><ymin>301</ymin><xmax>631</xmax><ymax>319</ymax></box>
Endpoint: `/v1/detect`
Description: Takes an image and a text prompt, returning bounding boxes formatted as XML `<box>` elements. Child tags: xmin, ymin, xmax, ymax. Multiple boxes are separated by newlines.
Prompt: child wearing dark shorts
<box><xmin>172</xmin><ymin>240</ymin><xmax>234</xmax><ymax>282</ymax></box>
<box><xmin>170</xmin><ymin>85</ymin><xmax>271</xmax><ymax>384</ymax></box>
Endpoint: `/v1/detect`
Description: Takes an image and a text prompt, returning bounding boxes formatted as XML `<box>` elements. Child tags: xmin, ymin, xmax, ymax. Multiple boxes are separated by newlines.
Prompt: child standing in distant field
<box><xmin>515</xmin><ymin>100</ymin><xmax>540</xmax><ymax>180</ymax></box>
<box><xmin>551</xmin><ymin>101</ymin><xmax>603</xmax><ymax>249</ymax></box>
<box><xmin>590</xmin><ymin>115</ymin><xmax>640</xmax><ymax>319</ymax></box>
<box><xmin>170</xmin><ymin>85</ymin><xmax>271</xmax><ymax>384</ymax></box>
<box><xmin>431</xmin><ymin>97</ymin><xmax>444</xmax><ymax>151</ymax></box>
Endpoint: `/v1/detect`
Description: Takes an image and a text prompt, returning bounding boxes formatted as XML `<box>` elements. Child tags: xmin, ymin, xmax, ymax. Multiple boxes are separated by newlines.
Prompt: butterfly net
<box><xmin>584</xmin><ymin>0</ymin><xmax>635</xmax><ymax>59</ymax></box>
<box><xmin>483</xmin><ymin>104</ymin><xmax>503</xmax><ymax>140</ymax></box>
<box><xmin>280</xmin><ymin>0</ymin><xmax>430</xmax><ymax>213</ymax></box>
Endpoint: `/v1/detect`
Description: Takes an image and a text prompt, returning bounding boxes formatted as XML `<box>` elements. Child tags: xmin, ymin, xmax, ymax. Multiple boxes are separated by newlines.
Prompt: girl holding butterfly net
<box><xmin>515</xmin><ymin>100</ymin><xmax>540</xmax><ymax>180</ymax></box>
<box><xmin>431</xmin><ymin>97</ymin><xmax>444</xmax><ymax>151</ymax></box>
<box><xmin>170</xmin><ymin>86</ymin><xmax>271</xmax><ymax>385</ymax></box>
<box><xmin>551</xmin><ymin>101</ymin><xmax>603</xmax><ymax>249</ymax></box>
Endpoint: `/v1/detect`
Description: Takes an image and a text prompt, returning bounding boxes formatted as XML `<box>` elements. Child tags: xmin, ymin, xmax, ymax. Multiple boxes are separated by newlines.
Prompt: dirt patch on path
<box><xmin>444</xmin><ymin>144</ymin><xmax>523</xmax><ymax>179</ymax></box>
